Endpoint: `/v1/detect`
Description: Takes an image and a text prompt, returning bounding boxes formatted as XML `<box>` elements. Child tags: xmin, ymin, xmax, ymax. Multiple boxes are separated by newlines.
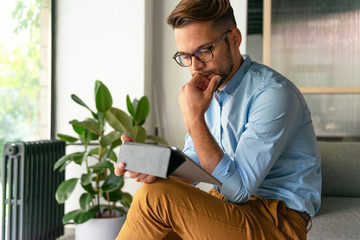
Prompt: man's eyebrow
<box><xmin>196</xmin><ymin>41</ymin><xmax>213</xmax><ymax>50</ymax></box>
<box><xmin>174</xmin><ymin>51</ymin><xmax>187</xmax><ymax>56</ymax></box>
<box><xmin>176</xmin><ymin>41</ymin><xmax>214</xmax><ymax>55</ymax></box>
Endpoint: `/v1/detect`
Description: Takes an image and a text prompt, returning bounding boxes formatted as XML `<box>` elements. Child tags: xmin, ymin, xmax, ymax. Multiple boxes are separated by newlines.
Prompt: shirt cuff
<box><xmin>212</xmin><ymin>153</ymin><xmax>249</xmax><ymax>203</ymax></box>
<box><xmin>212</xmin><ymin>153</ymin><xmax>236</xmax><ymax>183</ymax></box>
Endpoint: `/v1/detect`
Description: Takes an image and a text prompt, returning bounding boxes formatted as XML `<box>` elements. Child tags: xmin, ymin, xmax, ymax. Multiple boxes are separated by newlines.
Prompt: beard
<box><xmin>216</xmin><ymin>39</ymin><xmax>234</xmax><ymax>84</ymax></box>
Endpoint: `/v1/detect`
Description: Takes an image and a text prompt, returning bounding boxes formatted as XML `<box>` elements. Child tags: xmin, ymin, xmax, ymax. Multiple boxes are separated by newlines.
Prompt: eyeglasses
<box><xmin>173</xmin><ymin>30</ymin><xmax>231</xmax><ymax>67</ymax></box>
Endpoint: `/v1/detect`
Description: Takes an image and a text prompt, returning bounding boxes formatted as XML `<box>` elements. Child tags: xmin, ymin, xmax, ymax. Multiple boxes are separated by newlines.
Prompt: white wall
<box><xmin>55</xmin><ymin>0</ymin><xmax>147</xmax><ymax>212</ymax></box>
<box><xmin>55</xmin><ymin>0</ymin><xmax>248</xmax><ymax>212</ymax></box>
<box><xmin>55</xmin><ymin>0</ymin><xmax>146</xmax><ymax>136</ymax></box>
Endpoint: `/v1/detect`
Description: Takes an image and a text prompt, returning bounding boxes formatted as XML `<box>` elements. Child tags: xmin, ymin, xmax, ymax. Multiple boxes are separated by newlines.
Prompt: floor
<box><xmin>57</xmin><ymin>226</ymin><xmax>75</xmax><ymax>240</ymax></box>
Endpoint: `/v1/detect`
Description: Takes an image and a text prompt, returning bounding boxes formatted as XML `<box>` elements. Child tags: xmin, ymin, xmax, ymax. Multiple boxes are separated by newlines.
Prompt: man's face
<box><xmin>174</xmin><ymin>21</ymin><xmax>235</xmax><ymax>88</ymax></box>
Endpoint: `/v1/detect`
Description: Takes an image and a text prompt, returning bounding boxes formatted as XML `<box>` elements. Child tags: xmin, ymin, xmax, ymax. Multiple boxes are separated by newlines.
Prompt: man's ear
<box><xmin>230</xmin><ymin>28</ymin><xmax>242</xmax><ymax>48</ymax></box>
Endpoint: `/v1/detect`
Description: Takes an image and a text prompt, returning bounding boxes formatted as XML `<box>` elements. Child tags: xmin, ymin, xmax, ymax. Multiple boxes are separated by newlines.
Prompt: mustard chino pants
<box><xmin>116</xmin><ymin>178</ymin><xmax>308</xmax><ymax>240</ymax></box>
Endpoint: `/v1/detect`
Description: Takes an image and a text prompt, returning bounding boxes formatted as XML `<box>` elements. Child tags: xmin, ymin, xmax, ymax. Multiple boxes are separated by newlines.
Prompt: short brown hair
<box><xmin>167</xmin><ymin>0</ymin><xmax>237</xmax><ymax>31</ymax></box>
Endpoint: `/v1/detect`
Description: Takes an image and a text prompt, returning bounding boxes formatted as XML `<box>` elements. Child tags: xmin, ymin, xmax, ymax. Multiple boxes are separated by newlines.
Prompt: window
<box><xmin>0</xmin><ymin>0</ymin><xmax>52</xmax><ymax>157</ymax></box>
<box><xmin>248</xmin><ymin>0</ymin><xmax>360</xmax><ymax>140</ymax></box>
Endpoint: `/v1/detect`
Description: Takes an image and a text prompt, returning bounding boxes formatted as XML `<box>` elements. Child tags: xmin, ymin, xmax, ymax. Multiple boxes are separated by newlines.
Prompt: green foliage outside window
<box><xmin>0</xmin><ymin>0</ymin><xmax>42</xmax><ymax>160</ymax></box>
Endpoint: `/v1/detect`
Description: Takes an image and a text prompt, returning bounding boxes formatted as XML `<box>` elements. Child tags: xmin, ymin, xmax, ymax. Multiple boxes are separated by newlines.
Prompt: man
<box><xmin>115</xmin><ymin>0</ymin><xmax>321</xmax><ymax>239</ymax></box>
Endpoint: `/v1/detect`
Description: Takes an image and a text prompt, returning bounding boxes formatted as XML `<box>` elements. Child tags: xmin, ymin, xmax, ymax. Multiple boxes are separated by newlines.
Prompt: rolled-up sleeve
<box><xmin>212</xmin><ymin>153</ymin><xmax>249</xmax><ymax>203</ymax></box>
<box><xmin>183</xmin><ymin>133</ymin><xmax>200</xmax><ymax>165</ymax></box>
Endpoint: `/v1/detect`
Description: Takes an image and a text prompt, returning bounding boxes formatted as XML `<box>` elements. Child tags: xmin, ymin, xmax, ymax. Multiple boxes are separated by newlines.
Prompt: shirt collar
<box><xmin>219</xmin><ymin>54</ymin><xmax>253</xmax><ymax>96</ymax></box>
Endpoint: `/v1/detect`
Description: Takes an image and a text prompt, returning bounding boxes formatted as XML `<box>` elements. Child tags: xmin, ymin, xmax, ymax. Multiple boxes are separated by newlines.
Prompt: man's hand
<box><xmin>114</xmin><ymin>134</ymin><xmax>157</xmax><ymax>184</ymax></box>
<box><xmin>179</xmin><ymin>74</ymin><xmax>220</xmax><ymax>133</ymax></box>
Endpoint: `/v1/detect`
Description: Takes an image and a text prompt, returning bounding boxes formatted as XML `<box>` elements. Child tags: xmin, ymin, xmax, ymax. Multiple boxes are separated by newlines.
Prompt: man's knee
<box><xmin>132</xmin><ymin>178</ymin><xmax>189</xmax><ymax>209</ymax></box>
<box><xmin>136</xmin><ymin>178</ymin><xmax>169</xmax><ymax>199</ymax></box>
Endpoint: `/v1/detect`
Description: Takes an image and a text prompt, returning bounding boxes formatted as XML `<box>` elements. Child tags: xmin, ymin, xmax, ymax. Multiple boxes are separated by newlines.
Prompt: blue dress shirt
<box><xmin>183</xmin><ymin>55</ymin><xmax>321</xmax><ymax>217</ymax></box>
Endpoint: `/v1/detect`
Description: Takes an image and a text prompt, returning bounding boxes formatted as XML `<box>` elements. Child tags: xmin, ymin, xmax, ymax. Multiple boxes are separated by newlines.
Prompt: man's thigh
<box><xmin>122</xmin><ymin>178</ymin><xmax>306</xmax><ymax>240</ymax></box>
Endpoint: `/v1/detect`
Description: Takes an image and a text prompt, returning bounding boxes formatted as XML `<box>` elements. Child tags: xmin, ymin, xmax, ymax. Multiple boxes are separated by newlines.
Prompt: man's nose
<box><xmin>190</xmin><ymin>56</ymin><xmax>205</xmax><ymax>72</ymax></box>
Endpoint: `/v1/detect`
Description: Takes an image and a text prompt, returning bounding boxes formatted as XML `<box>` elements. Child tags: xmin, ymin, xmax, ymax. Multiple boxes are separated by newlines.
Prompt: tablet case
<box><xmin>118</xmin><ymin>142</ymin><xmax>221</xmax><ymax>185</ymax></box>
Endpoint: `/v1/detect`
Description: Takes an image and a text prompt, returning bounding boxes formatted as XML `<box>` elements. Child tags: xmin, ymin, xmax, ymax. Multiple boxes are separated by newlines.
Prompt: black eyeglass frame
<box><xmin>172</xmin><ymin>29</ymin><xmax>232</xmax><ymax>67</ymax></box>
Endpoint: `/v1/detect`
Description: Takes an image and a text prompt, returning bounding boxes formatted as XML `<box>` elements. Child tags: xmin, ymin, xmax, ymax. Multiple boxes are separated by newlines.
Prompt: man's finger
<box><xmin>114</xmin><ymin>162</ymin><xmax>127</xmax><ymax>176</ymax></box>
<box><xmin>187</xmin><ymin>73</ymin><xmax>205</xmax><ymax>88</ymax></box>
<box><xmin>143</xmin><ymin>175</ymin><xmax>157</xmax><ymax>184</ymax></box>
<box><xmin>121</xmin><ymin>134</ymin><xmax>135</xmax><ymax>142</ymax></box>
<box><xmin>205</xmin><ymin>75</ymin><xmax>221</xmax><ymax>94</ymax></box>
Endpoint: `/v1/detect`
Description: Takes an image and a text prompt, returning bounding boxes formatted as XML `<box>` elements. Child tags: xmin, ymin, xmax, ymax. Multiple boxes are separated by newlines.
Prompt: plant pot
<box><xmin>75</xmin><ymin>215</ymin><xmax>126</xmax><ymax>240</ymax></box>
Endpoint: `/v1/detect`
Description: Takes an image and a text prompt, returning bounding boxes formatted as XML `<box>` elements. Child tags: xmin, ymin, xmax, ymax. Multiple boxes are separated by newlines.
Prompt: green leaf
<box><xmin>82</xmin><ymin>148</ymin><xmax>96</xmax><ymax>165</ymax></box>
<box><xmin>101</xmin><ymin>174</ymin><xmax>123</xmax><ymax>192</ymax></box>
<box><xmin>59</xmin><ymin>161</ymin><xmax>70</xmax><ymax>173</ymax></box>
<box><xmin>104</xmin><ymin>189</ymin><xmax>124</xmax><ymax>202</ymax></box>
<box><xmin>72</xmin><ymin>119</ymin><xmax>100</xmax><ymax>143</ymax></box>
<box><xmin>108</xmin><ymin>139</ymin><xmax>122</xmax><ymax>156</ymax></box>
<box><xmin>117</xmin><ymin>175</ymin><xmax>125</xmax><ymax>189</ymax></box>
<box><xmin>132</xmin><ymin>99</ymin><xmax>139</xmax><ymax>115</ymax></box>
<box><xmin>71</xmin><ymin>94</ymin><xmax>89</xmax><ymax>109</ymax></box>
<box><xmin>120</xmin><ymin>192</ymin><xmax>133</xmax><ymax>207</ymax></box>
<box><xmin>71</xmin><ymin>120</ymin><xmax>85</xmax><ymax>135</ymax></box>
<box><xmin>81</xmin><ymin>182</ymin><xmax>96</xmax><ymax>195</ymax></box>
<box><xmin>55</xmin><ymin>178</ymin><xmax>78</xmax><ymax>203</ymax></box>
<box><xmin>73</xmin><ymin>153</ymin><xmax>85</xmax><ymax>165</ymax></box>
<box><xmin>95</xmin><ymin>172</ymin><xmax>107</xmax><ymax>181</ymax></box>
<box><xmin>81</xmin><ymin>173</ymin><xmax>92</xmax><ymax>186</ymax></box>
<box><xmin>62</xmin><ymin>209</ymin><xmax>83</xmax><ymax>224</ymax></box>
<box><xmin>80</xmin><ymin>173</ymin><xmax>96</xmax><ymax>194</ymax></box>
<box><xmin>70</xmin><ymin>120</ymin><xmax>101</xmax><ymax>135</ymax></box>
<box><xmin>95</xmin><ymin>80</ymin><xmax>112</xmax><ymax>113</ymax></box>
<box><xmin>53</xmin><ymin>154</ymin><xmax>71</xmax><ymax>171</ymax></box>
<box><xmin>100</xmin><ymin>131</ymin><xmax>121</xmax><ymax>147</ymax></box>
<box><xmin>90</xmin><ymin>111</ymin><xmax>99</xmax><ymax>120</ymax></box>
<box><xmin>57</xmin><ymin>133</ymin><xmax>78</xmax><ymax>143</ymax></box>
<box><xmin>126</xmin><ymin>95</ymin><xmax>135</xmax><ymax>116</ymax></box>
<box><xmin>71</xmin><ymin>95</ymin><xmax>98</xmax><ymax>119</ymax></box>
<box><xmin>105</xmin><ymin>107</ymin><xmax>132</xmax><ymax>132</ymax></box>
<box><xmin>88</xmin><ymin>147</ymin><xmax>103</xmax><ymax>158</ymax></box>
<box><xmin>146</xmin><ymin>135</ymin><xmax>169</xmax><ymax>146</ymax></box>
<box><xmin>134</xmin><ymin>96</ymin><xmax>150</xmax><ymax>126</ymax></box>
<box><xmin>79</xmin><ymin>193</ymin><xmax>93</xmax><ymax>210</ymax></box>
<box><xmin>106</xmin><ymin>150</ymin><xmax>118</xmax><ymax>162</ymax></box>
<box><xmin>71</xmin><ymin>94</ymin><xmax>92</xmax><ymax>112</ymax></box>
<box><xmin>54</xmin><ymin>152</ymin><xmax>84</xmax><ymax>171</ymax></box>
<box><xmin>129</xmin><ymin>126</ymin><xmax>147</xmax><ymax>143</ymax></box>
<box><xmin>88</xmin><ymin>146</ymin><xmax>116</xmax><ymax>162</ymax></box>
<box><xmin>74</xmin><ymin>205</ymin><xmax>100</xmax><ymax>224</ymax></box>
<box><xmin>85</xmin><ymin>128</ymin><xmax>100</xmax><ymax>142</ymax></box>
<box><xmin>88</xmin><ymin>160</ymin><xmax>114</xmax><ymax>172</ymax></box>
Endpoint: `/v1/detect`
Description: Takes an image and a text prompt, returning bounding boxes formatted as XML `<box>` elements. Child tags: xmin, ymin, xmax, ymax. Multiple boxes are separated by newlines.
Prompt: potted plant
<box><xmin>54</xmin><ymin>80</ymin><xmax>167</xmax><ymax>239</ymax></box>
